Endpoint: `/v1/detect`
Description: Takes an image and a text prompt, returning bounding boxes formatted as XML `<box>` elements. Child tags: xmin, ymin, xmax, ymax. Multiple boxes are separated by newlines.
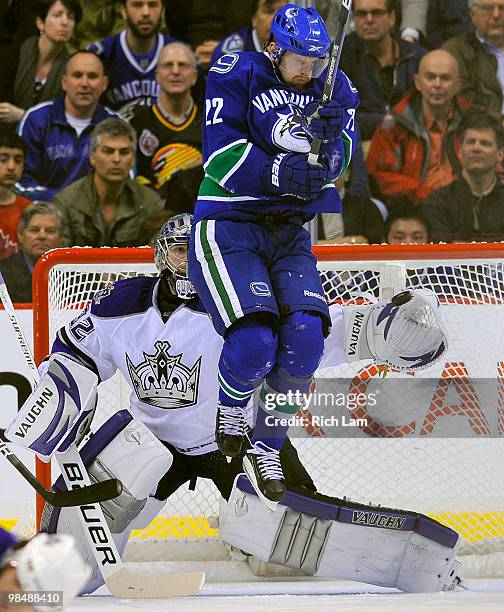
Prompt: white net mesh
<box><xmin>28</xmin><ymin>247</ymin><xmax>504</xmax><ymax>560</ymax></box>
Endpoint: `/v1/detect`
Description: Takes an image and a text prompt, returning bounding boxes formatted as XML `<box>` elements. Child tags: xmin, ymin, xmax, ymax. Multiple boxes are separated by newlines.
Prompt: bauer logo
<box><xmin>250</xmin><ymin>282</ymin><xmax>271</xmax><ymax>297</ymax></box>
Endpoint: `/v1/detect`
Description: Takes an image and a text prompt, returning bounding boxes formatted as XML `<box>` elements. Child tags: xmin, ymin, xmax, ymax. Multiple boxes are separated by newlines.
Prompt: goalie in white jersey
<box><xmin>6</xmin><ymin>213</ymin><xmax>462</xmax><ymax>594</ymax></box>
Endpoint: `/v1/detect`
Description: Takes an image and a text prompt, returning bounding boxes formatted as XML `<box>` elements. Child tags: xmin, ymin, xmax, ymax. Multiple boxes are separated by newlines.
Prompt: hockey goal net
<box><xmin>29</xmin><ymin>243</ymin><xmax>504</xmax><ymax>569</ymax></box>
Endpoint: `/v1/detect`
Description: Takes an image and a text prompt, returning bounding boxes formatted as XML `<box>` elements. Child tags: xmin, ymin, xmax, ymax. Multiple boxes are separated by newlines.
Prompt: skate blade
<box><xmin>242</xmin><ymin>456</ymin><xmax>279</xmax><ymax>513</ymax></box>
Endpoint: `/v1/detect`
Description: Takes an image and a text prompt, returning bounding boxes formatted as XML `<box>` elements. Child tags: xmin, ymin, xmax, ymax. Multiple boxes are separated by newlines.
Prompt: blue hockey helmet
<box><xmin>154</xmin><ymin>213</ymin><xmax>195</xmax><ymax>300</ymax></box>
<box><xmin>269</xmin><ymin>4</ymin><xmax>331</xmax><ymax>61</ymax></box>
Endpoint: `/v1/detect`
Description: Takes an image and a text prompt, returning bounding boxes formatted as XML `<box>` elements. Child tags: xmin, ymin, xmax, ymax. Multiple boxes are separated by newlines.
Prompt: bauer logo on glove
<box><xmin>343</xmin><ymin>289</ymin><xmax>447</xmax><ymax>371</ymax></box>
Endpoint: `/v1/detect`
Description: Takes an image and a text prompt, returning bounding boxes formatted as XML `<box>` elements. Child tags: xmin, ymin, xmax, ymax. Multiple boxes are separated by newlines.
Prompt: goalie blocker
<box><xmin>221</xmin><ymin>476</ymin><xmax>462</xmax><ymax>593</ymax></box>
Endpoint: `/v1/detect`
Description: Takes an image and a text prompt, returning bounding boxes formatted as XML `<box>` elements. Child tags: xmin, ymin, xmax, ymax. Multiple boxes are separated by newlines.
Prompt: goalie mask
<box><xmin>154</xmin><ymin>213</ymin><xmax>196</xmax><ymax>300</ymax></box>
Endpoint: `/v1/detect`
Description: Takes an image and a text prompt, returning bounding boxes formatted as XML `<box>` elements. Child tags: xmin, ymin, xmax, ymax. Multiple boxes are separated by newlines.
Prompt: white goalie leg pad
<box><xmin>5</xmin><ymin>354</ymin><xmax>98</xmax><ymax>461</ymax></box>
<box><xmin>343</xmin><ymin>289</ymin><xmax>448</xmax><ymax>371</ymax></box>
<box><xmin>41</xmin><ymin>410</ymin><xmax>172</xmax><ymax>594</ymax></box>
<box><xmin>220</xmin><ymin>476</ymin><xmax>462</xmax><ymax>593</ymax></box>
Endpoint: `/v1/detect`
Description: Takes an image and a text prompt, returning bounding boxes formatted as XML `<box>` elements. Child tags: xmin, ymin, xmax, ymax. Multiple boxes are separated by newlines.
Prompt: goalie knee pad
<box><xmin>220</xmin><ymin>476</ymin><xmax>462</xmax><ymax>593</ymax></box>
<box><xmin>343</xmin><ymin>289</ymin><xmax>447</xmax><ymax>371</ymax></box>
<box><xmin>277</xmin><ymin>311</ymin><xmax>324</xmax><ymax>378</ymax></box>
<box><xmin>41</xmin><ymin>410</ymin><xmax>172</xmax><ymax>593</ymax></box>
<box><xmin>221</xmin><ymin>315</ymin><xmax>278</xmax><ymax>386</ymax></box>
<box><xmin>5</xmin><ymin>354</ymin><xmax>98</xmax><ymax>461</ymax></box>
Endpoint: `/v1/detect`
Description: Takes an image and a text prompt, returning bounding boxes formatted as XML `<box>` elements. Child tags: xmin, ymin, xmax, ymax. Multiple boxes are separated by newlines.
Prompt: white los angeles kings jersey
<box><xmin>52</xmin><ymin>276</ymin><xmax>347</xmax><ymax>455</ymax></box>
<box><xmin>53</xmin><ymin>276</ymin><xmax>229</xmax><ymax>455</ymax></box>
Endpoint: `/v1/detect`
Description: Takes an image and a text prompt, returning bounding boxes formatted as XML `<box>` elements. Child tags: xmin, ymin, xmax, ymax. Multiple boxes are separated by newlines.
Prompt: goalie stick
<box><xmin>0</xmin><ymin>272</ymin><xmax>205</xmax><ymax>598</ymax></box>
<box><xmin>308</xmin><ymin>0</ymin><xmax>353</xmax><ymax>166</ymax></box>
<box><xmin>0</xmin><ymin>435</ymin><xmax>122</xmax><ymax>507</ymax></box>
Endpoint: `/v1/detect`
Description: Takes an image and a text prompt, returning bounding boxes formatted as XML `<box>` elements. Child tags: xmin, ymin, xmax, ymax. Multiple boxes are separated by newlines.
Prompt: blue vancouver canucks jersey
<box><xmin>195</xmin><ymin>51</ymin><xmax>359</xmax><ymax>222</ymax></box>
<box><xmin>88</xmin><ymin>31</ymin><xmax>176</xmax><ymax>117</ymax></box>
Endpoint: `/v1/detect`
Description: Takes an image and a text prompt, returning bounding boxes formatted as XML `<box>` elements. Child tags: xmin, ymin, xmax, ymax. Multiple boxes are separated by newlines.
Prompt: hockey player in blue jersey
<box><xmin>188</xmin><ymin>4</ymin><xmax>360</xmax><ymax>505</ymax></box>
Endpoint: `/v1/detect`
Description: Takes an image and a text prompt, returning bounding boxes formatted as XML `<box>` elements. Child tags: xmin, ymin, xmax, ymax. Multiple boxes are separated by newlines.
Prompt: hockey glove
<box><xmin>301</xmin><ymin>99</ymin><xmax>345</xmax><ymax>143</ymax></box>
<box><xmin>343</xmin><ymin>289</ymin><xmax>447</xmax><ymax>371</ymax></box>
<box><xmin>262</xmin><ymin>152</ymin><xmax>329</xmax><ymax>200</ymax></box>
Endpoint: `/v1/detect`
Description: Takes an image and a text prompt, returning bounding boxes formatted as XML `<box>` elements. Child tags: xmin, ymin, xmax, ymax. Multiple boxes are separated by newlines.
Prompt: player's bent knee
<box><xmin>220</xmin><ymin>477</ymin><xmax>462</xmax><ymax>593</ymax></box>
<box><xmin>277</xmin><ymin>311</ymin><xmax>325</xmax><ymax>377</ymax></box>
<box><xmin>221</xmin><ymin>315</ymin><xmax>278</xmax><ymax>384</ymax></box>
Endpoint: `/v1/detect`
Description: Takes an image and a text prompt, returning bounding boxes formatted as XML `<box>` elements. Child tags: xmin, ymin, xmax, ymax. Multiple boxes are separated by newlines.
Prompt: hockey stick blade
<box><xmin>1</xmin><ymin>439</ymin><xmax>122</xmax><ymax>507</ymax></box>
<box><xmin>106</xmin><ymin>567</ymin><xmax>205</xmax><ymax>598</ymax></box>
<box><xmin>48</xmin><ymin>478</ymin><xmax>123</xmax><ymax>507</ymax></box>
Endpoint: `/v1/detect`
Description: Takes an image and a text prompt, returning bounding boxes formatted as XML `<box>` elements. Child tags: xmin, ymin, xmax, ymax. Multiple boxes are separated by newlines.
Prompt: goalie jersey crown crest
<box><xmin>126</xmin><ymin>340</ymin><xmax>201</xmax><ymax>409</ymax></box>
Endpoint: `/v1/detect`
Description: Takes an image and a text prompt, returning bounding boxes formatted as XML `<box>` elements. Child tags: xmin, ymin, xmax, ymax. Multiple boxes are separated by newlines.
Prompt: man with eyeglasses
<box><xmin>444</xmin><ymin>0</ymin><xmax>504</xmax><ymax>121</ymax></box>
<box><xmin>129</xmin><ymin>42</ymin><xmax>203</xmax><ymax>213</ymax></box>
<box><xmin>340</xmin><ymin>0</ymin><xmax>427</xmax><ymax>140</ymax></box>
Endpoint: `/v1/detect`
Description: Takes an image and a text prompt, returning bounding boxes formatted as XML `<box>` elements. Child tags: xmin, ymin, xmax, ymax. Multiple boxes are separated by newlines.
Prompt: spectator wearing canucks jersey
<box><xmin>17</xmin><ymin>50</ymin><xmax>117</xmax><ymax>202</ymax></box>
<box><xmin>130</xmin><ymin>42</ymin><xmax>203</xmax><ymax>213</ymax></box>
<box><xmin>211</xmin><ymin>0</ymin><xmax>288</xmax><ymax>66</ymax></box>
<box><xmin>52</xmin><ymin>118</ymin><xmax>163</xmax><ymax>247</ymax></box>
<box><xmin>88</xmin><ymin>0</ymin><xmax>176</xmax><ymax>119</ymax></box>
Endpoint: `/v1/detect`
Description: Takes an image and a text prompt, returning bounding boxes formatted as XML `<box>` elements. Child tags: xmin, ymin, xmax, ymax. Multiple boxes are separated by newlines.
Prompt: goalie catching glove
<box><xmin>343</xmin><ymin>289</ymin><xmax>447</xmax><ymax>371</ymax></box>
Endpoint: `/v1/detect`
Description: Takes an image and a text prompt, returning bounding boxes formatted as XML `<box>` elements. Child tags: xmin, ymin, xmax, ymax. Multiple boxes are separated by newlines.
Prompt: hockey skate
<box><xmin>243</xmin><ymin>440</ymin><xmax>285</xmax><ymax>511</ymax></box>
<box><xmin>216</xmin><ymin>403</ymin><xmax>247</xmax><ymax>457</ymax></box>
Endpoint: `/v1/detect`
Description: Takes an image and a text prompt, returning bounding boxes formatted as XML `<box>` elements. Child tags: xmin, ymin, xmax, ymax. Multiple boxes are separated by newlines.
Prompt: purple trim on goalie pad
<box><xmin>31</xmin><ymin>361</ymin><xmax>82</xmax><ymax>456</ymax></box>
<box><xmin>51</xmin><ymin>409</ymin><xmax>133</xmax><ymax>493</ymax></box>
<box><xmin>236</xmin><ymin>475</ymin><xmax>459</xmax><ymax>549</ymax></box>
<box><xmin>415</xmin><ymin>515</ymin><xmax>458</xmax><ymax>548</ymax></box>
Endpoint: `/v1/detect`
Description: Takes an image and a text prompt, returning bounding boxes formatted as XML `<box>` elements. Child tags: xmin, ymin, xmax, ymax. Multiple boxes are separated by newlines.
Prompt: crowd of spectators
<box><xmin>0</xmin><ymin>0</ymin><xmax>504</xmax><ymax>302</ymax></box>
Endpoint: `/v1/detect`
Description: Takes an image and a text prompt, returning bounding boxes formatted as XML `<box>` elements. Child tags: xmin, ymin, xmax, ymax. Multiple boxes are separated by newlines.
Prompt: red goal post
<box><xmin>31</xmin><ymin>243</ymin><xmax>504</xmax><ymax>565</ymax></box>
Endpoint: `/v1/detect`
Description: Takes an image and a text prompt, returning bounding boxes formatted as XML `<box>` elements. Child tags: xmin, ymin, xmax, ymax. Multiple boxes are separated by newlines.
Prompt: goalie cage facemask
<box><xmin>154</xmin><ymin>213</ymin><xmax>196</xmax><ymax>300</ymax></box>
